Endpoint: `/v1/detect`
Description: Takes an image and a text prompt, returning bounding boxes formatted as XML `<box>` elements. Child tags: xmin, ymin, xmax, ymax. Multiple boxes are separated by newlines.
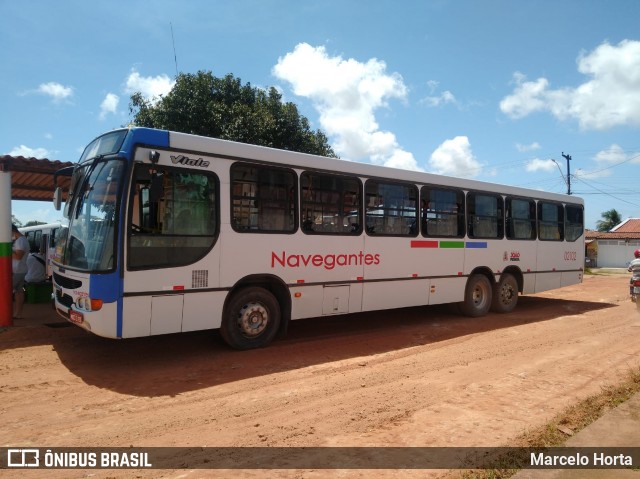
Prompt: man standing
<box><xmin>628</xmin><ymin>249</ymin><xmax>640</xmax><ymax>299</ymax></box>
<box><xmin>11</xmin><ymin>224</ymin><xmax>29</xmax><ymax>319</ymax></box>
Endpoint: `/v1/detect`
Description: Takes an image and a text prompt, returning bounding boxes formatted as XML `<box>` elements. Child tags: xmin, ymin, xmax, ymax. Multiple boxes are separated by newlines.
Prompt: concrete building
<box><xmin>585</xmin><ymin>218</ymin><xmax>640</xmax><ymax>268</ymax></box>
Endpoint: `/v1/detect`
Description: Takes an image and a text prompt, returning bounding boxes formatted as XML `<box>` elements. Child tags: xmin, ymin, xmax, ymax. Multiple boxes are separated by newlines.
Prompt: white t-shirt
<box><xmin>25</xmin><ymin>253</ymin><xmax>47</xmax><ymax>283</ymax></box>
<box><xmin>629</xmin><ymin>258</ymin><xmax>640</xmax><ymax>279</ymax></box>
<box><xmin>12</xmin><ymin>235</ymin><xmax>29</xmax><ymax>275</ymax></box>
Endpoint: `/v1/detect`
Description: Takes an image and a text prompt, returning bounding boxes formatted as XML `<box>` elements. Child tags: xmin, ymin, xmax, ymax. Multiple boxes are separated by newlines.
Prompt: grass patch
<box><xmin>585</xmin><ymin>268</ymin><xmax>629</xmax><ymax>276</ymax></box>
<box><xmin>454</xmin><ymin>366</ymin><xmax>640</xmax><ymax>479</ymax></box>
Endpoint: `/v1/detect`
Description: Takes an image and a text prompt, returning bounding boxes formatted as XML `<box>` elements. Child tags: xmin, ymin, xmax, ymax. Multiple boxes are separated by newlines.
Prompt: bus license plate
<box><xmin>69</xmin><ymin>310</ymin><xmax>84</xmax><ymax>325</ymax></box>
<box><xmin>634</xmin><ymin>287</ymin><xmax>640</xmax><ymax>294</ymax></box>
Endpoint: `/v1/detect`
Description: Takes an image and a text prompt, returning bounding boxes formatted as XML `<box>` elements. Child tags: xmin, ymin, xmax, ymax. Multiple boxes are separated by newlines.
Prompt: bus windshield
<box><xmin>58</xmin><ymin>158</ymin><xmax>126</xmax><ymax>272</ymax></box>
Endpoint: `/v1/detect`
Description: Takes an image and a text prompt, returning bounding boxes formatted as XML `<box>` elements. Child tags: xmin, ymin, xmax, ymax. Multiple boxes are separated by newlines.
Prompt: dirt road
<box><xmin>2</xmin><ymin>273</ymin><xmax>639</xmax><ymax>478</ymax></box>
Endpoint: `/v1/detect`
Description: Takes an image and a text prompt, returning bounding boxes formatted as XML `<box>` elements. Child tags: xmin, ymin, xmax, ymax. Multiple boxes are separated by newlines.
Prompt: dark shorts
<box><xmin>13</xmin><ymin>273</ymin><xmax>26</xmax><ymax>292</ymax></box>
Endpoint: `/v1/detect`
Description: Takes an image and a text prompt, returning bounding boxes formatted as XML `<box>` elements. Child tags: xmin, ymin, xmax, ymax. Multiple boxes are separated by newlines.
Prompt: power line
<box><xmin>170</xmin><ymin>22</ymin><xmax>178</xmax><ymax>76</ymax></box>
<box><xmin>571</xmin><ymin>176</ymin><xmax>640</xmax><ymax>208</ymax></box>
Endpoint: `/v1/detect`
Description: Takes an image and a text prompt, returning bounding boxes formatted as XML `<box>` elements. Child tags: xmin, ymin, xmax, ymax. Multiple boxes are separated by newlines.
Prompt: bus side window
<box><xmin>538</xmin><ymin>202</ymin><xmax>564</xmax><ymax>241</ymax></box>
<box><xmin>467</xmin><ymin>193</ymin><xmax>503</xmax><ymax>239</ymax></box>
<box><xmin>565</xmin><ymin>204</ymin><xmax>583</xmax><ymax>242</ymax></box>
<box><xmin>365</xmin><ymin>180</ymin><xmax>417</xmax><ymax>236</ymax></box>
<box><xmin>128</xmin><ymin>163</ymin><xmax>219</xmax><ymax>269</ymax></box>
<box><xmin>506</xmin><ymin>197</ymin><xmax>536</xmax><ymax>240</ymax></box>
<box><xmin>420</xmin><ymin>186</ymin><xmax>465</xmax><ymax>238</ymax></box>
<box><xmin>231</xmin><ymin>163</ymin><xmax>297</xmax><ymax>233</ymax></box>
<box><xmin>300</xmin><ymin>171</ymin><xmax>362</xmax><ymax>235</ymax></box>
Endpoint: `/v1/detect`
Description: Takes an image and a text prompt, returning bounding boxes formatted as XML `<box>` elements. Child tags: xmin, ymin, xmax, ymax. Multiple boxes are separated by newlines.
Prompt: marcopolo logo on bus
<box><xmin>170</xmin><ymin>154</ymin><xmax>210</xmax><ymax>168</ymax></box>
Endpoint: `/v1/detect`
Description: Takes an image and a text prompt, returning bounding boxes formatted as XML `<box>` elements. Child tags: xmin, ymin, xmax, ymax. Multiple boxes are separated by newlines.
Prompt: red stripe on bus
<box><xmin>410</xmin><ymin>240</ymin><xmax>438</xmax><ymax>248</ymax></box>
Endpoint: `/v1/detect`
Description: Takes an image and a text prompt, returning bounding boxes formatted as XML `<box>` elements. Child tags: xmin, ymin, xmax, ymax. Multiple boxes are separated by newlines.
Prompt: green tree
<box><xmin>129</xmin><ymin>71</ymin><xmax>336</xmax><ymax>157</ymax></box>
<box><xmin>596</xmin><ymin>208</ymin><xmax>622</xmax><ymax>232</ymax></box>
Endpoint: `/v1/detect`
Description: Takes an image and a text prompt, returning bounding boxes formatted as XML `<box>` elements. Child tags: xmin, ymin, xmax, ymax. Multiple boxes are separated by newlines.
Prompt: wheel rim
<box><xmin>472</xmin><ymin>282</ymin><xmax>490</xmax><ymax>308</ymax></box>
<box><xmin>237</xmin><ymin>302</ymin><xmax>269</xmax><ymax>337</ymax></box>
<box><xmin>499</xmin><ymin>282</ymin><xmax>515</xmax><ymax>305</ymax></box>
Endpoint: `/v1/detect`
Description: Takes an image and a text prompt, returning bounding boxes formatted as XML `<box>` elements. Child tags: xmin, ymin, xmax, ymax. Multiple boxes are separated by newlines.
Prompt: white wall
<box><xmin>596</xmin><ymin>240</ymin><xmax>640</xmax><ymax>268</ymax></box>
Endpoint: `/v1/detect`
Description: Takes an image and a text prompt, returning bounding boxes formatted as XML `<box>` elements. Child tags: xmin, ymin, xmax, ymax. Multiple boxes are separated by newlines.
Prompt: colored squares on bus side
<box><xmin>410</xmin><ymin>240</ymin><xmax>487</xmax><ymax>249</ymax></box>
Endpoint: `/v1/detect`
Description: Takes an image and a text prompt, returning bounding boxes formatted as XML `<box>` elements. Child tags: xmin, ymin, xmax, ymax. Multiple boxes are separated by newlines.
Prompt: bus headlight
<box><xmin>75</xmin><ymin>297</ymin><xmax>103</xmax><ymax>312</ymax></box>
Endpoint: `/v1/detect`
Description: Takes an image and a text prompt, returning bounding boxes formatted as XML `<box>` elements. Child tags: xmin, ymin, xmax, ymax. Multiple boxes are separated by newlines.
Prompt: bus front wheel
<box><xmin>460</xmin><ymin>274</ymin><xmax>492</xmax><ymax>317</ymax></box>
<box><xmin>491</xmin><ymin>273</ymin><xmax>518</xmax><ymax>313</ymax></box>
<box><xmin>221</xmin><ymin>287</ymin><xmax>281</xmax><ymax>350</ymax></box>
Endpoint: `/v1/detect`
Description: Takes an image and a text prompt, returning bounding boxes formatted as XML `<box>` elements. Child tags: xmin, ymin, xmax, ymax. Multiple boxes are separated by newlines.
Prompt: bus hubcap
<box><xmin>238</xmin><ymin>302</ymin><xmax>268</xmax><ymax>337</ymax></box>
<box><xmin>500</xmin><ymin>285</ymin><xmax>515</xmax><ymax>304</ymax></box>
<box><xmin>473</xmin><ymin>286</ymin><xmax>487</xmax><ymax>306</ymax></box>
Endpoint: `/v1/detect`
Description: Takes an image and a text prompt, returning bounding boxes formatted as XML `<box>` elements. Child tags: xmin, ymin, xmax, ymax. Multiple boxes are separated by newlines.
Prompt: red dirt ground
<box><xmin>1</xmin><ymin>273</ymin><xmax>639</xmax><ymax>479</ymax></box>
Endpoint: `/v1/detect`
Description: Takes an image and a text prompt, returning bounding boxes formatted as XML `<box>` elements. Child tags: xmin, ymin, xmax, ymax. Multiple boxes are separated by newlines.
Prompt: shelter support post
<box><xmin>0</xmin><ymin>171</ymin><xmax>13</xmax><ymax>326</ymax></box>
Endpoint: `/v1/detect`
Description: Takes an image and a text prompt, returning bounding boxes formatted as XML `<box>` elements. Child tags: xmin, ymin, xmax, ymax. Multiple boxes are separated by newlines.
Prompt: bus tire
<box><xmin>221</xmin><ymin>287</ymin><xmax>281</xmax><ymax>350</ymax></box>
<box><xmin>460</xmin><ymin>274</ymin><xmax>492</xmax><ymax>317</ymax></box>
<box><xmin>491</xmin><ymin>273</ymin><xmax>518</xmax><ymax>313</ymax></box>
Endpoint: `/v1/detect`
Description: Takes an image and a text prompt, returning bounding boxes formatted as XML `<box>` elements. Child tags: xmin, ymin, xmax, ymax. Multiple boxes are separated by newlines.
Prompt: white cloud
<box><xmin>37</xmin><ymin>82</ymin><xmax>73</xmax><ymax>102</ymax></box>
<box><xmin>593</xmin><ymin>144</ymin><xmax>629</xmax><ymax>165</ymax></box>
<box><xmin>499</xmin><ymin>73</ymin><xmax>549</xmax><ymax>119</ymax></box>
<box><xmin>575</xmin><ymin>144</ymin><xmax>640</xmax><ymax>179</ymax></box>
<box><xmin>516</xmin><ymin>142</ymin><xmax>541</xmax><ymax>152</ymax></box>
<box><xmin>99</xmin><ymin>92</ymin><xmax>120</xmax><ymax>120</ymax></box>
<box><xmin>8</xmin><ymin>145</ymin><xmax>51</xmax><ymax>159</ymax></box>
<box><xmin>422</xmin><ymin>90</ymin><xmax>457</xmax><ymax>108</ymax></box>
<box><xmin>427</xmin><ymin>136</ymin><xmax>481</xmax><ymax>177</ymax></box>
<box><xmin>124</xmin><ymin>69</ymin><xmax>175</xmax><ymax>103</ymax></box>
<box><xmin>525</xmin><ymin>158</ymin><xmax>557</xmax><ymax>172</ymax></box>
<box><xmin>500</xmin><ymin>40</ymin><xmax>640</xmax><ymax>130</ymax></box>
<box><xmin>273</xmin><ymin>43</ymin><xmax>421</xmax><ymax>170</ymax></box>
<box><xmin>421</xmin><ymin>81</ymin><xmax>457</xmax><ymax>108</ymax></box>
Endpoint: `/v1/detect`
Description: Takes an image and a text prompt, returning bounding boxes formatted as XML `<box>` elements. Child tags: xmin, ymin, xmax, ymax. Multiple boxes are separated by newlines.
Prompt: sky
<box><xmin>3</xmin><ymin>0</ymin><xmax>640</xmax><ymax>230</ymax></box>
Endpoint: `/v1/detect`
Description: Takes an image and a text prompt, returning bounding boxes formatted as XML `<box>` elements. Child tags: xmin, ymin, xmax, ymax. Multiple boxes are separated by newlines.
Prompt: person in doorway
<box><xmin>628</xmin><ymin>249</ymin><xmax>640</xmax><ymax>297</ymax></box>
<box><xmin>11</xmin><ymin>224</ymin><xmax>29</xmax><ymax>319</ymax></box>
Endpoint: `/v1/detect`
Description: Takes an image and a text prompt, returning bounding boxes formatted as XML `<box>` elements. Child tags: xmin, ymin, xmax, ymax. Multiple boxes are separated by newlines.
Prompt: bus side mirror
<box><xmin>53</xmin><ymin>187</ymin><xmax>63</xmax><ymax>211</ymax></box>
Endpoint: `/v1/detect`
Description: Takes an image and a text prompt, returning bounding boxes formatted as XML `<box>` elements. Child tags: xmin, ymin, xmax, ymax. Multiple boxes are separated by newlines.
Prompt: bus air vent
<box><xmin>192</xmin><ymin>270</ymin><xmax>209</xmax><ymax>288</ymax></box>
<box><xmin>53</xmin><ymin>272</ymin><xmax>82</xmax><ymax>290</ymax></box>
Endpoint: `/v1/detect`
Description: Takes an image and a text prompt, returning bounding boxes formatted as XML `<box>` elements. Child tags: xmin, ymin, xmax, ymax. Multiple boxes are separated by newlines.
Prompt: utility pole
<box><xmin>562</xmin><ymin>152</ymin><xmax>572</xmax><ymax>195</ymax></box>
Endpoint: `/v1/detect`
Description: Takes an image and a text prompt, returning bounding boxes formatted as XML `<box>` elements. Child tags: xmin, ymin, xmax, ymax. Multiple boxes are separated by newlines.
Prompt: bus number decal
<box><xmin>564</xmin><ymin>251</ymin><xmax>577</xmax><ymax>261</ymax></box>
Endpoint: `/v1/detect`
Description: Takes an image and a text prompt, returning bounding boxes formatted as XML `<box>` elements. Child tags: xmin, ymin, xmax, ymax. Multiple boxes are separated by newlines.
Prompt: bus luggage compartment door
<box><xmin>150</xmin><ymin>294</ymin><xmax>184</xmax><ymax>335</ymax></box>
<box><xmin>322</xmin><ymin>285</ymin><xmax>350</xmax><ymax>315</ymax></box>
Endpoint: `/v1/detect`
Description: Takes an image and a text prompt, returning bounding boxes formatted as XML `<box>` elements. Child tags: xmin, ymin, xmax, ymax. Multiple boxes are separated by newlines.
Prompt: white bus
<box><xmin>19</xmin><ymin>222</ymin><xmax>66</xmax><ymax>279</ymax></box>
<box><xmin>51</xmin><ymin>128</ymin><xmax>584</xmax><ymax>349</ymax></box>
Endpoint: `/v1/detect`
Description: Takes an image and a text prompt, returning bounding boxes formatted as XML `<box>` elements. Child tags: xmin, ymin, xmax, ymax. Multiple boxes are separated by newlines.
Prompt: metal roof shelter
<box><xmin>1</xmin><ymin>155</ymin><xmax>74</xmax><ymax>201</ymax></box>
<box><xmin>1</xmin><ymin>155</ymin><xmax>74</xmax><ymax>326</ymax></box>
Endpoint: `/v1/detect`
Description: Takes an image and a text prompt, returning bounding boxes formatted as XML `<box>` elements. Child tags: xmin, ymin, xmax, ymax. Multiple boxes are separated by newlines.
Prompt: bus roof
<box><xmin>120</xmin><ymin>127</ymin><xmax>584</xmax><ymax>206</ymax></box>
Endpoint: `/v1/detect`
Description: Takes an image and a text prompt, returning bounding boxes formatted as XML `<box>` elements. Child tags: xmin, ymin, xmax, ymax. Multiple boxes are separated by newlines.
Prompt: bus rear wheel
<box><xmin>221</xmin><ymin>287</ymin><xmax>281</xmax><ymax>350</ymax></box>
<box><xmin>491</xmin><ymin>273</ymin><xmax>518</xmax><ymax>313</ymax></box>
<box><xmin>460</xmin><ymin>274</ymin><xmax>492</xmax><ymax>317</ymax></box>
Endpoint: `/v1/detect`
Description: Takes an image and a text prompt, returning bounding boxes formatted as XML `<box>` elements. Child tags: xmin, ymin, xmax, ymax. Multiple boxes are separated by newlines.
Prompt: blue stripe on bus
<box><xmin>89</xmin><ymin>272</ymin><xmax>120</xmax><ymax>301</ymax></box>
<box><xmin>120</xmin><ymin>128</ymin><xmax>170</xmax><ymax>155</ymax></box>
<box><xmin>88</xmin><ymin>272</ymin><xmax>123</xmax><ymax>337</ymax></box>
<box><xmin>465</xmin><ymin>241</ymin><xmax>488</xmax><ymax>249</ymax></box>
<box><xmin>117</xmin><ymin>297</ymin><xmax>123</xmax><ymax>338</ymax></box>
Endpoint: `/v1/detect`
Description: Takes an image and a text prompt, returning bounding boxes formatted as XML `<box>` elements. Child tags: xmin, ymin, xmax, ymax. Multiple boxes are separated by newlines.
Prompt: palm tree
<box><xmin>596</xmin><ymin>208</ymin><xmax>622</xmax><ymax>232</ymax></box>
